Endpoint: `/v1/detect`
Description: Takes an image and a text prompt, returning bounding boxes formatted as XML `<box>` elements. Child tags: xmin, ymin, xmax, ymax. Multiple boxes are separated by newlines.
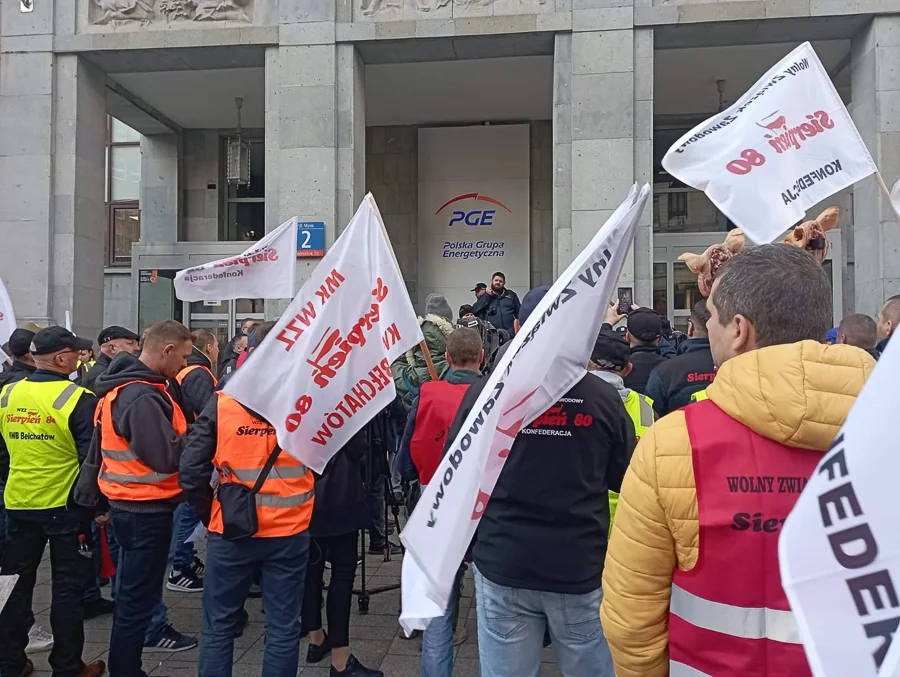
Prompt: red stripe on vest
<box><xmin>410</xmin><ymin>380</ymin><xmax>470</xmax><ymax>485</ymax></box>
<box><xmin>670</xmin><ymin>399</ymin><xmax>818</xmax><ymax>677</ymax></box>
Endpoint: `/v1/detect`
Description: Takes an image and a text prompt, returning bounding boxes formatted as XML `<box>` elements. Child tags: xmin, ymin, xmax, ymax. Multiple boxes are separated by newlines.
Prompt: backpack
<box><xmin>456</xmin><ymin>317</ymin><xmax>502</xmax><ymax>373</ymax></box>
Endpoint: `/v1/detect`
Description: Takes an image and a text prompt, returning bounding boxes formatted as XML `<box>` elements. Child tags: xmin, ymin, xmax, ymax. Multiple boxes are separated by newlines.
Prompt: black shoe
<box><xmin>331</xmin><ymin>654</ymin><xmax>383</xmax><ymax>677</ymax></box>
<box><xmin>368</xmin><ymin>540</ymin><xmax>401</xmax><ymax>555</ymax></box>
<box><xmin>234</xmin><ymin>609</ymin><xmax>250</xmax><ymax>638</ymax></box>
<box><xmin>83</xmin><ymin>597</ymin><xmax>115</xmax><ymax>620</ymax></box>
<box><xmin>306</xmin><ymin>632</ymin><xmax>331</xmax><ymax>663</ymax></box>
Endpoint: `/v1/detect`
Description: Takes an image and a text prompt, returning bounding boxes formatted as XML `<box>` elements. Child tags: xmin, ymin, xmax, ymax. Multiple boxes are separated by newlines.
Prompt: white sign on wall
<box><xmin>417</xmin><ymin>125</ymin><xmax>530</xmax><ymax>314</ymax></box>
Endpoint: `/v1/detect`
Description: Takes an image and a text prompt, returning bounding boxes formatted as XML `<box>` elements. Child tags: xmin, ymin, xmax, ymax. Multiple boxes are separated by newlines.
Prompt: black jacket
<box><xmin>472</xmin><ymin>289</ymin><xmax>521</xmax><ymax>336</ymax></box>
<box><xmin>179</xmin><ymin>348</ymin><xmax>217</xmax><ymax>419</ymax></box>
<box><xmin>80</xmin><ymin>352</ymin><xmax>112</xmax><ymax>393</ymax></box>
<box><xmin>0</xmin><ymin>369</ymin><xmax>97</xmax><ymax>522</ymax></box>
<box><xmin>309</xmin><ymin>430</ymin><xmax>371</xmax><ymax>538</ymax></box>
<box><xmin>93</xmin><ymin>352</ymin><xmax>185</xmax><ymax>512</ymax></box>
<box><xmin>624</xmin><ymin>346</ymin><xmax>669</xmax><ymax>395</ymax></box>
<box><xmin>446</xmin><ymin>373</ymin><xmax>635</xmax><ymax>594</ymax></box>
<box><xmin>0</xmin><ymin>360</ymin><xmax>36</xmax><ymax>390</ymax></box>
<box><xmin>644</xmin><ymin>338</ymin><xmax>716</xmax><ymax>416</ymax></box>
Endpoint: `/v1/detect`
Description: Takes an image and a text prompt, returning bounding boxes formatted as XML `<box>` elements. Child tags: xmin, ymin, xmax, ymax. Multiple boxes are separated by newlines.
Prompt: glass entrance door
<box><xmin>653</xmin><ymin>232</ymin><xmax>843</xmax><ymax>330</ymax></box>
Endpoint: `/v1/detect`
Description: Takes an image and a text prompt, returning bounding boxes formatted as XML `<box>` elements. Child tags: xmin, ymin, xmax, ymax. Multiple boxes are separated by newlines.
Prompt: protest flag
<box><xmin>663</xmin><ymin>42</ymin><xmax>876</xmax><ymax>245</ymax></box>
<box><xmin>779</xmin><ymin>339</ymin><xmax>900</xmax><ymax>677</ymax></box>
<box><xmin>399</xmin><ymin>183</ymin><xmax>652</xmax><ymax>633</ymax></box>
<box><xmin>224</xmin><ymin>194</ymin><xmax>422</xmax><ymax>473</ymax></box>
<box><xmin>174</xmin><ymin>217</ymin><xmax>298</xmax><ymax>302</ymax></box>
<box><xmin>0</xmin><ymin>277</ymin><xmax>17</xmax><ymax>363</ymax></box>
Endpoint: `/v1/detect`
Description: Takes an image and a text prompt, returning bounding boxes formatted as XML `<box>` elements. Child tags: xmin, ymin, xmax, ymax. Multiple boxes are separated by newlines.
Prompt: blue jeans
<box><xmin>474</xmin><ymin>566</ymin><xmax>613</xmax><ymax>677</ymax></box>
<box><xmin>199</xmin><ymin>531</ymin><xmax>310</xmax><ymax>677</ymax></box>
<box><xmin>169</xmin><ymin>502</ymin><xmax>199</xmax><ymax>572</ymax></box>
<box><xmin>108</xmin><ymin>524</ymin><xmax>168</xmax><ymax>644</ymax></box>
<box><xmin>421</xmin><ymin>564</ymin><xmax>465</xmax><ymax>677</ymax></box>
<box><xmin>108</xmin><ymin>510</ymin><xmax>174</xmax><ymax>677</ymax></box>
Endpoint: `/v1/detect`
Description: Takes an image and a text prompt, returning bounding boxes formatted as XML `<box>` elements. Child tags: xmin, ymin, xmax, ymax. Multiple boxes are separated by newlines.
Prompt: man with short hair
<box><xmin>645</xmin><ymin>299</ymin><xmax>717</xmax><ymax>416</ymax></box>
<box><xmin>601</xmin><ymin>245</ymin><xmax>875</xmax><ymax>677</ymax></box>
<box><xmin>876</xmin><ymin>295</ymin><xmax>900</xmax><ymax>353</ymax></box>
<box><xmin>80</xmin><ymin>326</ymin><xmax>140</xmax><ymax>392</ymax></box>
<box><xmin>838</xmin><ymin>313</ymin><xmax>880</xmax><ymax>359</ymax></box>
<box><xmin>472</xmin><ymin>272</ymin><xmax>521</xmax><ymax>335</ymax></box>
<box><xmin>0</xmin><ymin>327</ymin><xmax>106</xmax><ymax>677</ymax></box>
<box><xmin>95</xmin><ymin>320</ymin><xmax>198</xmax><ymax>674</ymax></box>
<box><xmin>450</xmin><ymin>286</ymin><xmax>635</xmax><ymax>677</ymax></box>
<box><xmin>611</xmin><ymin>306</ymin><xmax>669</xmax><ymax>395</ymax></box>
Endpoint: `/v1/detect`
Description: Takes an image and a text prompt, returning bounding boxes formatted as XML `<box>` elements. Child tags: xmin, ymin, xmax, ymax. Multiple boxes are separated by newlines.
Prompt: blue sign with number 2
<box><xmin>297</xmin><ymin>221</ymin><xmax>326</xmax><ymax>258</ymax></box>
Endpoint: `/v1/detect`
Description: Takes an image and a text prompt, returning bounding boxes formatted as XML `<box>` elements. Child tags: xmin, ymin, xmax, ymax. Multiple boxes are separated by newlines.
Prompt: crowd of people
<box><xmin>0</xmin><ymin>249</ymin><xmax>889</xmax><ymax>677</ymax></box>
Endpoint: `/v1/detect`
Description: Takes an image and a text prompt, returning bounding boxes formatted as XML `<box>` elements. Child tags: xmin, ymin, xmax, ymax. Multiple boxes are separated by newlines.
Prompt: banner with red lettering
<box><xmin>399</xmin><ymin>184</ymin><xmax>651</xmax><ymax>633</ymax></box>
<box><xmin>174</xmin><ymin>217</ymin><xmax>298</xmax><ymax>302</ymax></box>
<box><xmin>780</xmin><ymin>338</ymin><xmax>900</xmax><ymax>677</ymax></box>
<box><xmin>223</xmin><ymin>194</ymin><xmax>422</xmax><ymax>473</ymax></box>
<box><xmin>663</xmin><ymin>42</ymin><xmax>876</xmax><ymax>245</ymax></box>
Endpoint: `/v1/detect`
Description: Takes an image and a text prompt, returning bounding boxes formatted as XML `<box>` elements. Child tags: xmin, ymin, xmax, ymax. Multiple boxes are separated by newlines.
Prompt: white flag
<box><xmin>224</xmin><ymin>194</ymin><xmax>422</xmax><ymax>473</ymax></box>
<box><xmin>0</xmin><ymin>277</ymin><xmax>17</xmax><ymax>348</ymax></box>
<box><xmin>663</xmin><ymin>42</ymin><xmax>876</xmax><ymax>245</ymax></box>
<box><xmin>399</xmin><ymin>184</ymin><xmax>651</xmax><ymax>632</ymax></box>
<box><xmin>779</xmin><ymin>338</ymin><xmax>900</xmax><ymax>677</ymax></box>
<box><xmin>174</xmin><ymin>217</ymin><xmax>298</xmax><ymax>302</ymax></box>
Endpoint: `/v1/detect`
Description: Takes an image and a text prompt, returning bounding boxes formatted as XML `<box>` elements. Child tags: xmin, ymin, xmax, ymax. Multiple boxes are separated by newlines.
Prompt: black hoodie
<box><xmin>79</xmin><ymin>351</ymin><xmax>112</xmax><ymax>393</ymax></box>
<box><xmin>179</xmin><ymin>347</ymin><xmax>217</xmax><ymax>419</ymax></box>
<box><xmin>93</xmin><ymin>352</ymin><xmax>186</xmax><ymax>513</ymax></box>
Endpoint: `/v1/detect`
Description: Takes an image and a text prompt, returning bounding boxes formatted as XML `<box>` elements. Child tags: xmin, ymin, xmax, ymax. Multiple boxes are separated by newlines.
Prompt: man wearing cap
<box><xmin>589</xmin><ymin>329</ymin><xmax>656</xmax><ymax>533</ymax></box>
<box><xmin>0</xmin><ymin>327</ymin><xmax>107</xmax><ymax>677</ymax></box>
<box><xmin>80</xmin><ymin>326</ymin><xmax>140</xmax><ymax>393</ymax></box>
<box><xmin>447</xmin><ymin>286</ymin><xmax>635</xmax><ymax>677</ymax></box>
<box><xmin>471</xmin><ymin>282</ymin><xmax>487</xmax><ymax>300</ymax></box>
<box><xmin>605</xmin><ymin>306</ymin><xmax>670</xmax><ymax>395</ymax></box>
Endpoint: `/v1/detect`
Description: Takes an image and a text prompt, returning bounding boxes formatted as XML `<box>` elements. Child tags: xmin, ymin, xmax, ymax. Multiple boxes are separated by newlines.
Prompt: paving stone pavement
<box><xmin>25</xmin><ymin>544</ymin><xmax>563</xmax><ymax>677</ymax></box>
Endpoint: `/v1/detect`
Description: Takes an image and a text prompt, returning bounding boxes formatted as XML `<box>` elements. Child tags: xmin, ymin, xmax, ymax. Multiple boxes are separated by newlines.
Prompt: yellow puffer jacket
<box><xmin>600</xmin><ymin>340</ymin><xmax>875</xmax><ymax>677</ymax></box>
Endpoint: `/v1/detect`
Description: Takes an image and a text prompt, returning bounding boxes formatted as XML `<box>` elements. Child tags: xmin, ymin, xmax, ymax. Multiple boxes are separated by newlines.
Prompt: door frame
<box><xmin>653</xmin><ymin>232</ymin><xmax>843</xmax><ymax>328</ymax></box>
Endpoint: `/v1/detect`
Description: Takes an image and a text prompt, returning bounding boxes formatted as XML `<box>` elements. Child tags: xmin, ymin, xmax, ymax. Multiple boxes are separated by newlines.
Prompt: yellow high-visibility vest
<box><xmin>691</xmin><ymin>389</ymin><xmax>709</xmax><ymax>402</ymax></box>
<box><xmin>0</xmin><ymin>379</ymin><xmax>87</xmax><ymax>509</ymax></box>
<box><xmin>609</xmin><ymin>390</ymin><xmax>656</xmax><ymax>537</ymax></box>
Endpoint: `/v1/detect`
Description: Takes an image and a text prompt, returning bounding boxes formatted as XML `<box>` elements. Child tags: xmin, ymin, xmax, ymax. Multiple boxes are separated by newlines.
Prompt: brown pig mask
<box><xmin>782</xmin><ymin>206</ymin><xmax>838</xmax><ymax>264</ymax></box>
<box><xmin>678</xmin><ymin>229</ymin><xmax>747</xmax><ymax>297</ymax></box>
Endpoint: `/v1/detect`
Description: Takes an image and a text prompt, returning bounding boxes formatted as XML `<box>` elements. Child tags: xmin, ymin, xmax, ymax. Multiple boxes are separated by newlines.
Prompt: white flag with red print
<box><xmin>399</xmin><ymin>183</ymin><xmax>651</xmax><ymax>632</ymax></box>
<box><xmin>663</xmin><ymin>42</ymin><xmax>876</xmax><ymax>245</ymax></box>
<box><xmin>224</xmin><ymin>194</ymin><xmax>422</xmax><ymax>473</ymax></box>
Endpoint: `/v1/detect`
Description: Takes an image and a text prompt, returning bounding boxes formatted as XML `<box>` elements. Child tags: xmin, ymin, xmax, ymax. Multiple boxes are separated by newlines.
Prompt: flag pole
<box><xmin>874</xmin><ymin>170</ymin><xmax>900</xmax><ymax>225</ymax></box>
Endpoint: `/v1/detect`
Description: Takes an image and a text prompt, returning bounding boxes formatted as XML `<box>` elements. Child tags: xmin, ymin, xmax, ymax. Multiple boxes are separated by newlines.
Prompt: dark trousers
<box><xmin>301</xmin><ymin>531</ymin><xmax>359</xmax><ymax>648</ymax></box>
<box><xmin>108</xmin><ymin>510</ymin><xmax>173</xmax><ymax>677</ymax></box>
<box><xmin>200</xmin><ymin>531</ymin><xmax>310</xmax><ymax>677</ymax></box>
<box><xmin>0</xmin><ymin>513</ymin><xmax>90</xmax><ymax>677</ymax></box>
<box><xmin>367</xmin><ymin>474</ymin><xmax>386</xmax><ymax>545</ymax></box>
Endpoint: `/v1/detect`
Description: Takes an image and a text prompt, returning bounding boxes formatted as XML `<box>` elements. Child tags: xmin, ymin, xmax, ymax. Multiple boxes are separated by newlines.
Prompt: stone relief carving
<box><xmin>361</xmin><ymin>0</ymin><xmax>545</xmax><ymax>15</ymax></box>
<box><xmin>92</xmin><ymin>0</ymin><xmax>252</xmax><ymax>25</ymax></box>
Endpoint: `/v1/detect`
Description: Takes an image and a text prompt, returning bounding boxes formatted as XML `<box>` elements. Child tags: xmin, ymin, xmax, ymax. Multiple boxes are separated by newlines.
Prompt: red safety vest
<box><xmin>670</xmin><ymin>399</ymin><xmax>817</xmax><ymax>677</ymax></box>
<box><xmin>410</xmin><ymin>380</ymin><xmax>469</xmax><ymax>485</ymax></box>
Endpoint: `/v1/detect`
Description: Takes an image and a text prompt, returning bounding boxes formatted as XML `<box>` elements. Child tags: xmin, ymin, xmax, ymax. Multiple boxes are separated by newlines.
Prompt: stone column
<box><xmin>140</xmin><ymin>134</ymin><xmax>181</xmax><ymax>243</ymax></box>
<box><xmin>633</xmin><ymin>28</ymin><xmax>654</xmax><ymax>306</ymax></box>
<box><xmin>851</xmin><ymin>16</ymin><xmax>900</xmax><ymax>317</ymax></box>
<box><xmin>336</xmin><ymin>43</ymin><xmax>366</xmax><ymax>233</ymax></box>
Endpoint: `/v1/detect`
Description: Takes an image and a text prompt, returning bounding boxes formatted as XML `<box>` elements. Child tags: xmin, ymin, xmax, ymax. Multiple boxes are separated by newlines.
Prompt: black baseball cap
<box><xmin>471</xmin><ymin>283</ymin><xmax>487</xmax><ymax>293</ymax></box>
<box><xmin>98</xmin><ymin>325</ymin><xmax>139</xmax><ymax>346</ymax></box>
<box><xmin>8</xmin><ymin>328</ymin><xmax>35</xmax><ymax>358</ymax></box>
<box><xmin>31</xmin><ymin>326</ymin><xmax>93</xmax><ymax>356</ymax></box>
<box><xmin>627</xmin><ymin>307</ymin><xmax>662</xmax><ymax>342</ymax></box>
<box><xmin>592</xmin><ymin>329</ymin><xmax>630</xmax><ymax>370</ymax></box>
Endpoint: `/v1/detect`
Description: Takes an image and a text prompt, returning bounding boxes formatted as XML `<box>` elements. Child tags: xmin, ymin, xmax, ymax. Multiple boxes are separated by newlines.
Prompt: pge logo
<box><xmin>436</xmin><ymin>193</ymin><xmax>511</xmax><ymax>227</ymax></box>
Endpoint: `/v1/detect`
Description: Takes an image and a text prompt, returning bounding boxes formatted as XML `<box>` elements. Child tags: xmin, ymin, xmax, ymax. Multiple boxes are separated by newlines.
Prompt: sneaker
<box><xmin>368</xmin><ymin>540</ymin><xmax>401</xmax><ymax>555</ymax></box>
<box><xmin>77</xmin><ymin>659</ymin><xmax>106</xmax><ymax>677</ymax></box>
<box><xmin>166</xmin><ymin>568</ymin><xmax>203</xmax><ymax>593</ymax></box>
<box><xmin>25</xmin><ymin>625</ymin><xmax>53</xmax><ymax>654</ymax></box>
<box><xmin>143</xmin><ymin>625</ymin><xmax>198</xmax><ymax>653</ymax></box>
<box><xmin>191</xmin><ymin>555</ymin><xmax>205</xmax><ymax>577</ymax></box>
<box><xmin>306</xmin><ymin>631</ymin><xmax>331</xmax><ymax>663</ymax></box>
<box><xmin>331</xmin><ymin>654</ymin><xmax>383</xmax><ymax>677</ymax></box>
<box><xmin>83</xmin><ymin>597</ymin><xmax>115</xmax><ymax>620</ymax></box>
<box><xmin>16</xmin><ymin>658</ymin><xmax>34</xmax><ymax>677</ymax></box>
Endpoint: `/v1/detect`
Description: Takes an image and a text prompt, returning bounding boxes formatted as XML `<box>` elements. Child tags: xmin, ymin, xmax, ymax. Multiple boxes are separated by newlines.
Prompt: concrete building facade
<box><xmin>0</xmin><ymin>0</ymin><xmax>896</xmax><ymax>343</ymax></box>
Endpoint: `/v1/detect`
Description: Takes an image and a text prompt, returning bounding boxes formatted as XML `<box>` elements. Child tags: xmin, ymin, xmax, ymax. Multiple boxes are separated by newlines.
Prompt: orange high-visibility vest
<box><xmin>176</xmin><ymin>364</ymin><xmax>218</xmax><ymax>387</ymax></box>
<box><xmin>209</xmin><ymin>393</ymin><xmax>314</xmax><ymax>538</ymax></box>
<box><xmin>97</xmin><ymin>380</ymin><xmax>187</xmax><ymax>502</ymax></box>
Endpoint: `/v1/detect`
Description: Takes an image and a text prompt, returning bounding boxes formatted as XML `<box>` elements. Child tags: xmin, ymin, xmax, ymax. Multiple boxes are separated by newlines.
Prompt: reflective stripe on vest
<box><xmin>691</xmin><ymin>389</ymin><xmax>709</xmax><ymax>402</ymax></box>
<box><xmin>210</xmin><ymin>393</ymin><xmax>314</xmax><ymax>537</ymax></box>
<box><xmin>611</xmin><ymin>391</ymin><xmax>657</xmax><ymax>537</ymax></box>
<box><xmin>669</xmin><ymin>399</ymin><xmax>815</xmax><ymax>676</ymax></box>
<box><xmin>97</xmin><ymin>380</ymin><xmax>187</xmax><ymax>502</ymax></box>
<box><xmin>0</xmin><ymin>379</ymin><xmax>87</xmax><ymax>510</ymax></box>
